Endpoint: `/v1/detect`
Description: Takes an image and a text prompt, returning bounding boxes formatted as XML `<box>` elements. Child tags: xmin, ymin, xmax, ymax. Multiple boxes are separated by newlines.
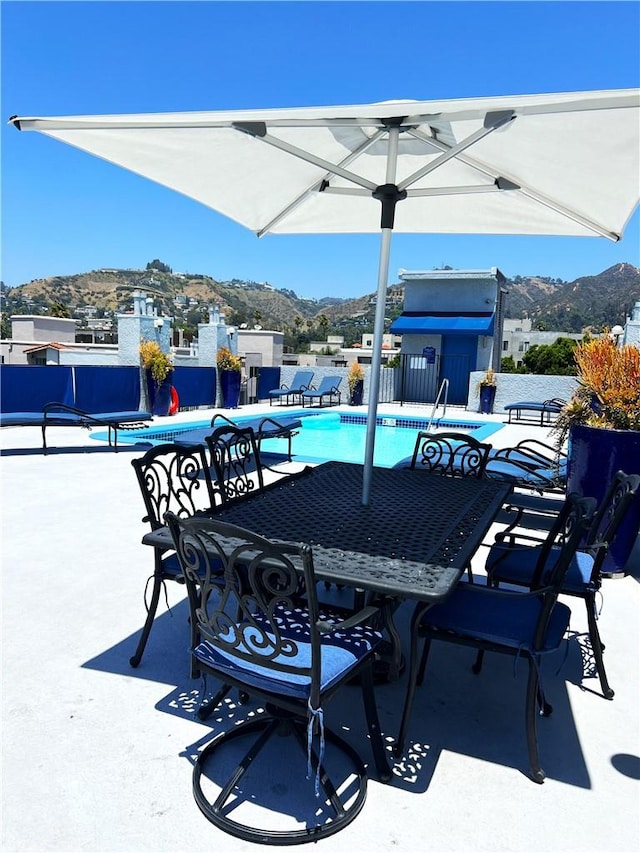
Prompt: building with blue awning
<box><xmin>389</xmin><ymin>268</ymin><xmax>507</xmax><ymax>405</ymax></box>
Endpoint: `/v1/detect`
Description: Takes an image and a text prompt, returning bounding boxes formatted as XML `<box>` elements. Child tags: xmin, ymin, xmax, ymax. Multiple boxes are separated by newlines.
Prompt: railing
<box><xmin>424</xmin><ymin>378</ymin><xmax>449</xmax><ymax>432</ymax></box>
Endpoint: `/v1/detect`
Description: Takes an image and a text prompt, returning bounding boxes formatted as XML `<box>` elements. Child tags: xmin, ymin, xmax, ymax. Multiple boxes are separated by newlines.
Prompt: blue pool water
<box><xmin>93</xmin><ymin>410</ymin><xmax>503</xmax><ymax>468</ymax></box>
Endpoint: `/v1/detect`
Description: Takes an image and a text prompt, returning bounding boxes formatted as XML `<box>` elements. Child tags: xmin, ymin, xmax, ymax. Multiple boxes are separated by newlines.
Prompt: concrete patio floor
<box><xmin>2</xmin><ymin>403</ymin><xmax>639</xmax><ymax>852</ymax></box>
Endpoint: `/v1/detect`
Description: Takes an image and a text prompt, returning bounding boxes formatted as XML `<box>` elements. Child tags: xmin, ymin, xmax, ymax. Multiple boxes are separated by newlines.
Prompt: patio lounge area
<box><xmin>2</xmin><ymin>403</ymin><xmax>639</xmax><ymax>852</ymax></box>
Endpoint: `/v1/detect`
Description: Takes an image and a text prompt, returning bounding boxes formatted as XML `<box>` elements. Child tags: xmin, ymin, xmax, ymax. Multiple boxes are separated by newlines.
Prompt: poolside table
<box><xmin>143</xmin><ymin>461</ymin><xmax>511</xmax><ymax>678</ymax></box>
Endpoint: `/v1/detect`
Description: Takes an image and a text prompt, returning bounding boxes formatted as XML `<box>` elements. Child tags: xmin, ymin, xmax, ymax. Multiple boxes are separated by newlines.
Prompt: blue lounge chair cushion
<box><xmin>420</xmin><ymin>583</ymin><xmax>571</xmax><ymax>652</ymax></box>
<box><xmin>193</xmin><ymin>604</ymin><xmax>382</xmax><ymax>699</ymax></box>
<box><xmin>487</xmin><ymin>542</ymin><xmax>596</xmax><ymax>593</ymax></box>
<box><xmin>504</xmin><ymin>400</ymin><xmax>564</xmax><ymax>413</ymax></box>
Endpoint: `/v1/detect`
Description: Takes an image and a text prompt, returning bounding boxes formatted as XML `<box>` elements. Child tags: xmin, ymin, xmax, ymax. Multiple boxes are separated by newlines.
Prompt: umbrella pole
<box><xmin>362</xmin><ymin>227</ymin><xmax>393</xmax><ymax>505</ymax></box>
<box><xmin>362</xmin><ymin>124</ymin><xmax>403</xmax><ymax>505</ymax></box>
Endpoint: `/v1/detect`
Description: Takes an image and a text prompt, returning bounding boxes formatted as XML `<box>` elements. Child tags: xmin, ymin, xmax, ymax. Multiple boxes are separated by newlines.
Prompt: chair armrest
<box><xmin>316</xmin><ymin>605</ymin><xmax>381</xmax><ymax>634</ymax></box>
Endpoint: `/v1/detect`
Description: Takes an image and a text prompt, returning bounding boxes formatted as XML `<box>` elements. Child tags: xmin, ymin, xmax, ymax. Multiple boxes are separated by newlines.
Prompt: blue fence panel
<box><xmin>172</xmin><ymin>367</ymin><xmax>216</xmax><ymax>408</ymax></box>
<box><xmin>73</xmin><ymin>366</ymin><xmax>142</xmax><ymax>413</ymax></box>
<box><xmin>0</xmin><ymin>365</ymin><xmax>74</xmax><ymax>413</ymax></box>
<box><xmin>257</xmin><ymin>367</ymin><xmax>281</xmax><ymax>401</ymax></box>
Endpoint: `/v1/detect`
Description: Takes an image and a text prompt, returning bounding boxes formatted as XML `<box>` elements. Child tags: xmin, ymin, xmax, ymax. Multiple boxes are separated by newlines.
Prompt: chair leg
<box><xmin>359</xmin><ymin>659</ymin><xmax>392</xmax><ymax>782</ymax></box>
<box><xmin>585</xmin><ymin>593</ymin><xmax>614</xmax><ymax>700</ymax></box>
<box><xmin>416</xmin><ymin>635</ymin><xmax>432</xmax><ymax>686</ymax></box>
<box><xmin>395</xmin><ymin>608</ymin><xmax>430</xmax><ymax>757</ymax></box>
<box><xmin>472</xmin><ymin>649</ymin><xmax>485</xmax><ymax>674</ymax></box>
<box><xmin>525</xmin><ymin>657</ymin><xmax>545</xmax><ymax>783</ymax></box>
<box><xmin>129</xmin><ymin>568</ymin><xmax>164</xmax><ymax>668</ymax></box>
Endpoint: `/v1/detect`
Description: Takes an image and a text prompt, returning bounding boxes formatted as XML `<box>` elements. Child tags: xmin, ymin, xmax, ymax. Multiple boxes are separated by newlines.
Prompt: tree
<box><xmin>500</xmin><ymin>355</ymin><xmax>524</xmax><ymax>373</ymax></box>
<box><xmin>1</xmin><ymin>312</ymin><xmax>11</xmax><ymax>339</ymax></box>
<box><xmin>521</xmin><ymin>337</ymin><xmax>579</xmax><ymax>375</ymax></box>
<box><xmin>50</xmin><ymin>301</ymin><xmax>72</xmax><ymax>318</ymax></box>
<box><xmin>146</xmin><ymin>259</ymin><xmax>172</xmax><ymax>273</ymax></box>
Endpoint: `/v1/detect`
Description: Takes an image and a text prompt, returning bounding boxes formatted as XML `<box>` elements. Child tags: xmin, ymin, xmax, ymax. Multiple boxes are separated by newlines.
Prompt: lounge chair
<box><xmin>503</xmin><ymin>398</ymin><xmax>566</xmax><ymax>425</ymax></box>
<box><xmin>1</xmin><ymin>403</ymin><xmax>152</xmax><ymax>452</ymax></box>
<box><xmin>300</xmin><ymin>375</ymin><xmax>342</xmax><ymax>408</ymax></box>
<box><xmin>268</xmin><ymin>369</ymin><xmax>314</xmax><ymax>406</ymax></box>
<box><xmin>485</xmin><ymin>438</ymin><xmax>568</xmax><ymax>493</ymax></box>
<box><xmin>176</xmin><ymin>413</ymin><xmax>302</xmax><ymax>463</ymax></box>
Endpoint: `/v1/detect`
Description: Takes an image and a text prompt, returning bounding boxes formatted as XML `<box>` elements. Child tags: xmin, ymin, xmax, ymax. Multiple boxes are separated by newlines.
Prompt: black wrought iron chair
<box><xmin>130</xmin><ymin>443</ymin><xmax>219</xmax><ymax>673</ymax></box>
<box><xmin>166</xmin><ymin>512</ymin><xmax>391</xmax><ymax>844</ymax></box>
<box><xmin>409</xmin><ymin>431</ymin><xmax>491</xmax><ymax>478</ymax></box>
<box><xmin>205</xmin><ymin>424</ymin><xmax>265</xmax><ymax>504</ymax></box>
<box><xmin>485</xmin><ymin>470</ymin><xmax>640</xmax><ymax>699</ymax></box>
<box><xmin>407</xmin><ymin>431</ymin><xmax>492</xmax><ymax>581</ymax></box>
<box><xmin>394</xmin><ymin>492</ymin><xmax>596</xmax><ymax>784</ymax></box>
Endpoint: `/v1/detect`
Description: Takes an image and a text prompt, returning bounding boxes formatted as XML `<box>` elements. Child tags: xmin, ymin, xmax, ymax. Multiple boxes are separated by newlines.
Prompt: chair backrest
<box><xmin>410</xmin><ymin>431</ymin><xmax>491</xmax><ymax>478</ymax></box>
<box><xmin>584</xmin><ymin>470</ymin><xmax>640</xmax><ymax>574</ymax></box>
<box><xmin>529</xmin><ymin>493</ymin><xmax>596</xmax><ymax>648</ymax></box>
<box><xmin>291</xmin><ymin>370</ymin><xmax>314</xmax><ymax>390</ymax></box>
<box><xmin>131</xmin><ymin>443</ymin><xmax>217</xmax><ymax>531</ymax></box>
<box><xmin>205</xmin><ymin>425</ymin><xmax>265</xmax><ymax>504</ymax></box>
<box><xmin>306</xmin><ymin>376</ymin><xmax>342</xmax><ymax>397</ymax></box>
<box><xmin>529</xmin><ymin>492</ymin><xmax>597</xmax><ymax>591</ymax></box>
<box><xmin>166</xmin><ymin>512</ymin><xmax>323</xmax><ymax>705</ymax></box>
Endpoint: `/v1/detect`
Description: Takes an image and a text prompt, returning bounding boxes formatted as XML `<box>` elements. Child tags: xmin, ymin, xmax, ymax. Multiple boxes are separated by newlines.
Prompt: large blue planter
<box><xmin>567</xmin><ymin>423</ymin><xmax>640</xmax><ymax>574</ymax></box>
<box><xmin>349</xmin><ymin>380</ymin><xmax>364</xmax><ymax>406</ymax></box>
<box><xmin>146</xmin><ymin>372</ymin><xmax>173</xmax><ymax>416</ymax></box>
<box><xmin>220</xmin><ymin>370</ymin><xmax>241</xmax><ymax>409</ymax></box>
<box><xmin>479</xmin><ymin>385</ymin><xmax>496</xmax><ymax>414</ymax></box>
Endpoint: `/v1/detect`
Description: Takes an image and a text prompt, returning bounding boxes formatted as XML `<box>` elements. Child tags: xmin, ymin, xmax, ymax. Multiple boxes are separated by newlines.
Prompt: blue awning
<box><xmin>389</xmin><ymin>311</ymin><xmax>495</xmax><ymax>335</ymax></box>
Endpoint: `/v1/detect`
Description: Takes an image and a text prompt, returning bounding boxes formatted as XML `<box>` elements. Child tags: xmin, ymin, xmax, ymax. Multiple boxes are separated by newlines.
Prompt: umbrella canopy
<box><xmin>10</xmin><ymin>89</ymin><xmax>640</xmax><ymax>502</ymax></box>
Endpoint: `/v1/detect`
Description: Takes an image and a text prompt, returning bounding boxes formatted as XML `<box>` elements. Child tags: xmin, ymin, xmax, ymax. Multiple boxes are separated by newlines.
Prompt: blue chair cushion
<box><xmin>160</xmin><ymin>550</ymin><xmax>224</xmax><ymax>582</ymax></box>
<box><xmin>486</xmin><ymin>543</ymin><xmax>596</xmax><ymax>593</ymax></box>
<box><xmin>420</xmin><ymin>583</ymin><xmax>571</xmax><ymax>652</ymax></box>
<box><xmin>193</xmin><ymin>604</ymin><xmax>382</xmax><ymax>699</ymax></box>
<box><xmin>160</xmin><ymin>552</ymin><xmax>184</xmax><ymax>577</ymax></box>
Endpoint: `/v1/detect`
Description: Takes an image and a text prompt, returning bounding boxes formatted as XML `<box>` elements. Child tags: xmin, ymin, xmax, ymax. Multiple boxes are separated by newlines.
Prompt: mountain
<box><xmin>2</xmin><ymin>262</ymin><xmax>639</xmax><ymax>335</ymax></box>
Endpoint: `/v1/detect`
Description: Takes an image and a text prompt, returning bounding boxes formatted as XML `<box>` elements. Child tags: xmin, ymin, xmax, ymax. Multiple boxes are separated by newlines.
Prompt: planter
<box><xmin>479</xmin><ymin>385</ymin><xmax>496</xmax><ymax>415</ymax></box>
<box><xmin>220</xmin><ymin>369</ymin><xmax>241</xmax><ymax>409</ymax></box>
<box><xmin>349</xmin><ymin>380</ymin><xmax>364</xmax><ymax>406</ymax></box>
<box><xmin>567</xmin><ymin>423</ymin><xmax>640</xmax><ymax>574</ymax></box>
<box><xmin>146</xmin><ymin>372</ymin><xmax>173</xmax><ymax>416</ymax></box>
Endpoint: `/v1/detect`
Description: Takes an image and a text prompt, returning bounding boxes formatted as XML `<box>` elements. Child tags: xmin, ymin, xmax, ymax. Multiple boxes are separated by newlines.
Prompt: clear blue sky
<box><xmin>2</xmin><ymin>1</ymin><xmax>639</xmax><ymax>300</ymax></box>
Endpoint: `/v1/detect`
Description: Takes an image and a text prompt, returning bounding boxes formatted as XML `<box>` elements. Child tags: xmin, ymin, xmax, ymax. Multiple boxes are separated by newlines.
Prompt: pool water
<box><xmin>95</xmin><ymin>409</ymin><xmax>503</xmax><ymax>468</ymax></box>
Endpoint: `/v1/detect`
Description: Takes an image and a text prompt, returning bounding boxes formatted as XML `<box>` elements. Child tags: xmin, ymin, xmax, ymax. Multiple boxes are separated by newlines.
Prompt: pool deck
<box><xmin>2</xmin><ymin>402</ymin><xmax>639</xmax><ymax>852</ymax></box>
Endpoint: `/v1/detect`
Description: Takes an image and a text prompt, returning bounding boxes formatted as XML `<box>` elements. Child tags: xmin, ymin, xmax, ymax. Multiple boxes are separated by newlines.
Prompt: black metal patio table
<box><xmin>143</xmin><ymin>461</ymin><xmax>511</xmax><ymax>677</ymax></box>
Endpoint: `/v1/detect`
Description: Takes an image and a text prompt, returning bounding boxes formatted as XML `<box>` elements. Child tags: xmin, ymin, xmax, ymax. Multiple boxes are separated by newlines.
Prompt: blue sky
<box><xmin>2</xmin><ymin>1</ymin><xmax>639</xmax><ymax>300</ymax></box>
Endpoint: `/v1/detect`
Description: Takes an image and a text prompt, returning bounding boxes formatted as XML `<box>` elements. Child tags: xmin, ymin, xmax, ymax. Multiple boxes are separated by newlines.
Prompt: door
<box><xmin>439</xmin><ymin>336</ymin><xmax>477</xmax><ymax>404</ymax></box>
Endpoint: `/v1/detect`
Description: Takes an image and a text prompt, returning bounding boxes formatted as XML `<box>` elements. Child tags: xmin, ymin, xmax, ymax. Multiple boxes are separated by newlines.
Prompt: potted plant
<box><xmin>476</xmin><ymin>368</ymin><xmax>497</xmax><ymax>414</ymax></box>
<box><xmin>216</xmin><ymin>346</ymin><xmax>242</xmax><ymax>408</ymax></box>
<box><xmin>552</xmin><ymin>335</ymin><xmax>640</xmax><ymax>573</ymax></box>
<box><xmin>139</xmin><ymin>340</ymin><xmax>174</xmax><ymax>416</ymax></box>
<box><xmin>347</xmin><ymin>362</ymin><xmax>365</xmax><ymax>406</ymax></box>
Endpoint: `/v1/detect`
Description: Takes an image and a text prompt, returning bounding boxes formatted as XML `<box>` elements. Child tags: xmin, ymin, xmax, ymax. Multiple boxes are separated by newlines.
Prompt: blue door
<box><xmin>440</xmin><ymin>336</ymin><xmax>477</xmax><ymax>404</ymax></box>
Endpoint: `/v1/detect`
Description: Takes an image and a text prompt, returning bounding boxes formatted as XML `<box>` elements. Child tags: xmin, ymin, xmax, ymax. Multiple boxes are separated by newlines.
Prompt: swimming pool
<box><xmin>93</xmin><ymin>409</ymin><xmax>503</xmax><ymax>468</ymax></box>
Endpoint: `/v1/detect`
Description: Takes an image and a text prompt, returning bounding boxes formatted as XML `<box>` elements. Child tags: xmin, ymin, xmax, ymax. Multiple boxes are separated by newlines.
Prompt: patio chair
<box><xmin>485</xmin><ymin>470</ymin><xmax>640</xmax><ymax>699</ymax></box>
<box><xmin>405</xmin><ymin>431</ymin><xmax>492</xmax><ymax>581</ymax></box>
<box><xmin>394</xmin><ymin>492</ymin><xmax>596</xmax><ymax>784</ymax></box>
<box><xmin>204</xmin><ymin>424</ymin><xmax>265</xmax><ymax>503</ymax></box>
<box><xmin>408</xmin><ymin>431</ymin><xmax>491</xmax><ymax>478</ymax></box>
<box><xmin>130</xmin><ymin>443</ymin><xmax>220</xmax><ymax>674</ymax></box>
<box><xmin>268</xmin><ymin>369</ymin><xmax>314</xmax><ymax>406</ymax></box>
<box><xmin>300</xmin><ymin>376</ymin><xmax>342</xmax><ymax>408</ymax></box>
<box><xmin>165</xmin><ymin>512</ymin><xmax>391</xmax><ymax>843</ymax></box>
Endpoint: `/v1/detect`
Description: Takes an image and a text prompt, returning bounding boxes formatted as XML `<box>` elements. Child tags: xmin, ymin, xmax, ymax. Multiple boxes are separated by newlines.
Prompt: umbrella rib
<box><xmin>234</xmin><ymin>126</ymin><xmax>378</xmax><ymax>192</ymax></box>
<box><xmin>397</xmin><ymin>111</ymin><xmax>515</xmax><ymax>192</ymax></box>
<box><xmin>255</xmin><ymin>129</ymin><xmax>387</xmax><ymax>236</ymax></box>
<box><xmin>406</xmin><ymin>128</ymin><xmax>621</xmax><ymax>239</ymax></box>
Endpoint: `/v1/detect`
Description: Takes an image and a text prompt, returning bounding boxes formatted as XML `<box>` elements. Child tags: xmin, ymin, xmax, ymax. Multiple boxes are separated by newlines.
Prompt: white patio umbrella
<box><xmin>10</xmin><ymin>89</ymin><xmax>640</xmax><ymax>503</ymax></box>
